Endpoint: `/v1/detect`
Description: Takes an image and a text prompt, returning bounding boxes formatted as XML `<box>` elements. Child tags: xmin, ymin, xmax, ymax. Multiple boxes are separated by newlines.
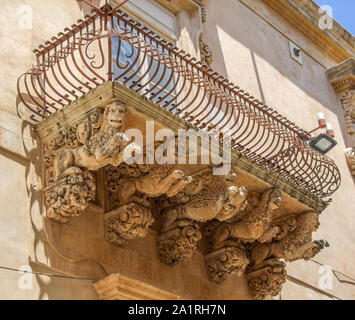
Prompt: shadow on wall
<box><xmin>16</xmin><ymin>118</ymin><xmax>105</xmax><ymax>299</ymax></box>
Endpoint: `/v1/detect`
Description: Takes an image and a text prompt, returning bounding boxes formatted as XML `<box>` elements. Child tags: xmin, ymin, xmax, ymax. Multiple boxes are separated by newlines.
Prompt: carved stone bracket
<box><xmin>43</xmin><ymin>99</ymin><xmax>140</xmax><ymax>223</ymax></box>
<box><xmin>157</xmin><ymin>167</ymin><xmax>248</xmax><ymax>266</ymax></box>
<box><xmin>202</xmin><ymin>186</ymin><xmax>327</xmax><ymax>298</ymax></box>
<box><xmin>205</xmin><ymin>245</ymin><xmax>249</xmax><ymax>284</ymax></box>
<box><xmin>105</xmin><ymin>203</ymin><xmax>155</xmax><ymax>246</ymax></box>
<box><xmin>246</xmin><ymin>258</ymin><xmax>287</xmax><ymax>300</ymax></box>
<box><xmin>158</xmin><ymin>222</ymin><xmax>202</xmax><ymax>266</ymax></box>
<box><xmin>45</xmin><ymin>169</ymin><xmax>96</xmax><ymax>223</ymax></box>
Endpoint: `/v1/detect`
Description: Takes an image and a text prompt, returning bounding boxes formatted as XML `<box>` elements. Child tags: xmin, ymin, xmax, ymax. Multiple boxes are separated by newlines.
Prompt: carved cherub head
<box><xmin>103</xmin><ymin>100</ymin><xmax>126</xmax><ymax>129</ymax></box>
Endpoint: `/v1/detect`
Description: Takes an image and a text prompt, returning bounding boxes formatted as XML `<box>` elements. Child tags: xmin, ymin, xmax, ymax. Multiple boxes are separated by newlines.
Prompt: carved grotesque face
<box><xmin>269</xmin><ymin>189</ymin><xmax>282</xmax><ymax>210</ymax></box>
<box><xmin>105</xmin><ymin>102</ymin><xmax>126</xmax><ymax>129</ymax></box>
<box><xmin>298</xmin><ymin>211</ymin><xmax>320</xmax><ymax>233</ymax></box>
<box><xmin>216</xmin><ymin>186</ymin><xmax>248</xmax><ymax>221</ymax></box>
<box><xmin>109</xmin><ymin>204</ymin><xmax>155</xmax><ymax>241</ymax></box>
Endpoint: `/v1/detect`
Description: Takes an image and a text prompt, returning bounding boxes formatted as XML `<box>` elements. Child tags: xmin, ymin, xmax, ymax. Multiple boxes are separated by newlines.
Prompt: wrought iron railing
<box><xmin>17</xmin><ymin>4</ymin><xmax>340</xmax><ymax>198</ymax></box>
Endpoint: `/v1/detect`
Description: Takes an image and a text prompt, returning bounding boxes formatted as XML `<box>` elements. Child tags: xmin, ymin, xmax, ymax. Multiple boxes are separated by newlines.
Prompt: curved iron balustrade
<box><xmin>17</xmin><ymin>5</ymin><xmax>341</xmax><ymax>198</ymax></box>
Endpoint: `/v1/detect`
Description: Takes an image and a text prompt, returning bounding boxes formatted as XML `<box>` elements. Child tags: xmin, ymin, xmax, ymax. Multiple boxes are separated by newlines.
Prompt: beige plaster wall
<box><xmin>203</xmin><ymin>0</ymin><xmax>355</xmax><ymax>299</ymax></box>
<box><xmin>0</xmin><ymin>0</ymin><xmax>99</xmax><ymax>300</ymax></box>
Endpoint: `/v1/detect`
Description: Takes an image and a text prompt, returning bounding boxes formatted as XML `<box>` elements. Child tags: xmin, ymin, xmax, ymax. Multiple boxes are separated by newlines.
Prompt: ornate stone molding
<box><xmin>105</xmin><ymin>203</ymin><xmax>155</xmax><ymax>246</ymax></box>
<box><xmin>94</xmin><ymin>273</ymin><xmax>180</xmax><ymax>300</ymax></box>
<box><xmin>199</xmin><ymin>33</ymin><xmax>213</xmax><ymax>67</ymax></box>
<box><xmin>345</xmin><ymin>147</ymin><xmax>355</xmax><ymax>177</ymax></box>
<box><xmin>327</xmin><ymin>58</ymin><xmax>355</xmax><ymax>174</ymax></box>
<box><xmin>339</xmin><ymin>89</ymin><xmax>355</xmax><ymax>136</ymax></box>
<box><xmin>193</xmin><ymin>0</ymin><xmax>207</xmax><ymax>22</ymax></box>
<box><xmin>261</xmin><ymin>0</ymin><xmax>354</xmax><ymax>63</ymax></box>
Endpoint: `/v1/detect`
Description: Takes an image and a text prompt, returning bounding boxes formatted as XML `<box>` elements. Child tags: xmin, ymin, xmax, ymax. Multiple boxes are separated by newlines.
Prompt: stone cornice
<box><xmin>94</xmin><ymin>273</ymin><xmax>180</xmax><ymax>300</ymax></box>
<box><xmin>327</xmin><ymin>58</ymin><xmax>355</xmax><ymax>92</ymax></box>
<box><xmin>261</xmin><ymin>0</ymin><xmax>354</xmax><ymax>64</ymax></box>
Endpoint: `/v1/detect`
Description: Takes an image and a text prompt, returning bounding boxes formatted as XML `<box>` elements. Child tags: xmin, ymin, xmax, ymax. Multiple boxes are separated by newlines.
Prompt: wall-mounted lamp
<box><xmin>309</xmin><ymin>133</ymin><xmax>337</xmax><ymax>155</ymax></box>
<box><xmin>301</xmin><ymin>112</ymin><xmax>337</xmax><ymax>155</ymax></box>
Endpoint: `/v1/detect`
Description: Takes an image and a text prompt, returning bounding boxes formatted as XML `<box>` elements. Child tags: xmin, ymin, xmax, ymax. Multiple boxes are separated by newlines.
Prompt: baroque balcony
<box><xmin>16</xmin><ymin>3</ymin><xmax>340</xmax><ymax>299</ymax></box>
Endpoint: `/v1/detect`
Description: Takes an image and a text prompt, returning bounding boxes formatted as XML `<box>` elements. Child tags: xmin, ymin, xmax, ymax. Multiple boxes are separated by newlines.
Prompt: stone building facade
<box><xmin>0</xmin><ymin>0</ymin><xmax>354</xmax><ymax>300</ymax></box>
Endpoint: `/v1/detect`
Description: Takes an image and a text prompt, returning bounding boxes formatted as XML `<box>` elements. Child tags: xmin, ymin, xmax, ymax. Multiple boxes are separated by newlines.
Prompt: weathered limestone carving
<box><xmin>249</xmin><ymin>211</ymin><xmax>328</xmax><ymax>268</ymax></box>
<box><xmin>157</xmin><ymin>169</ymin><xmax>248</xmax><ymax>265</ymax></box>
<box><xmin>45</xmin><ymin>169</ymin><xmax>96</xmax><ymax>223</ymax></box>
<box><xmin>158</xmin><ymin>222</ymin><xmax>202</xmax><ymax>266</ymax></box>
<box><xmin>105</xmin><ymin>162</ymin><xmax>193</xmax><ymax>208</ymax></box>
<box><xmin>44</xmin><ymin>100</ymin><xmax>140</xmax><ymax>222</ymax></box>
<box><xmin>345</xmin><ymin>147</ymin><xmax>355</xmax><ymax>177</ymax></box>
<box><xmin>247</xmin><ymin>258</ymin><xmax>287</xmax><ymax>300</ymax></box>
<box><xmin>193</xmin><ymin>0</ymin><xmax>207</xmax><ymax>22</ymax></box>
<box><xmin>53</xmin><ymin>101</ymin><xmax>137</xmax><ymax>181</ymax></box>
<box><xmin>105</xmin><ymin>203</ymin><xmax>155</xmax><ymax>246</ymax></box>
<box><xmin>205</xmin><ymin>245</ymin><xmax>249</xmax><ymax>284</ymax></box>
<box><xmin>199</xmin><ymin>33</ymin><xmax>213</xmax><ymax>67</ymax></box>
<box><xmin>339</xmin><ymin>89</ymin><xmax>355</xmax><ymax>136</ymax></box>
<box><xmin>211</xmin><ymin>188</ymin><xmax>282</xmax><ymax>248</ymax></box>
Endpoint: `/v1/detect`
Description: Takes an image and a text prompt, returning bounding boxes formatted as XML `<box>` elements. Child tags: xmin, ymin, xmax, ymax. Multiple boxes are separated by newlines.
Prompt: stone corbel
<box><xmin>43</xmin><ymin>99</ymin><xmax>139</xmax><ymax>223</ymax></box>
<box><xmin>203</xmin><ymin>185</ymin><xmax>328</xmax><ymax>299</ymax></box>
<box><xmin>157</xmin><ymin>168</ymin><xmax>248</xmax><ymax>266</ymax></box>
<box><xmin>246</xmin><ymin>258</ymin><xmax>287</xmax><ymax>300</ymax></box>
<box><xmin>105</xmin><ymin>202</ymin><xmax>155</xmax><ymax>246</ymax></box>
<box><xmin>204</xmin><ymin>188</ymin><xmax>281</xmax><ymax>284</ymax></box>
<box><xmin>103</xmin><ymin>160</ymin><xmax>194</xmax><ymax>247</ymax></box>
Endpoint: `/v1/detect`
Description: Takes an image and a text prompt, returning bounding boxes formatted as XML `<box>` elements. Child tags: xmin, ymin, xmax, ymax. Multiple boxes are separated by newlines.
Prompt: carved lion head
<box><xmin>103</xmin><ymin>100</ymin><xmax>126</xmax><ymax>129</ymax></box>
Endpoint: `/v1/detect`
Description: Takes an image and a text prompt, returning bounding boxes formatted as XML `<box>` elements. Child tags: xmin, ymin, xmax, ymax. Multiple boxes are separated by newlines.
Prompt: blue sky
<box><xmin>314</xmin><ymin>0</ymin><xmax>355</xmax><ymax>35</ymax></box>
